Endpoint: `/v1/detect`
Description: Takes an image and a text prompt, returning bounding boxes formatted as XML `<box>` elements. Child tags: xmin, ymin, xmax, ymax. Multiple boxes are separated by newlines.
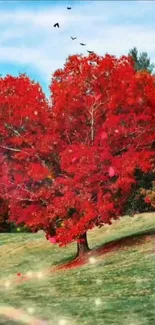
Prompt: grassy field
<box><xmin>1</xmin><ymin>212</ymin><xmax>155</xmax><ymax>325</ymax></box>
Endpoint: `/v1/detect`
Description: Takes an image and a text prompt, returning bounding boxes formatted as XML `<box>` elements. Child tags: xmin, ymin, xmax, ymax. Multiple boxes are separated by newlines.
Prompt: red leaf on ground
<box><xmin>48</xmin><ymin>236</ymin><xmax>57</xmax><ymax>244</ymax></box>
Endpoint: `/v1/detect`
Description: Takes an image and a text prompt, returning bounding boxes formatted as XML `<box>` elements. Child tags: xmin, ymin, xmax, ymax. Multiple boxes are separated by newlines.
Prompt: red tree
<box><xmin>47</xmin><ymin>53</ymin><xmax>155</xmax><ymax>255</ymax></box>
<box><xmin>0</xmin><ymin>74</ymin><xmax>54</xmax><ymax>230</ymax></box>
<box><xmin>1</xmin><ymin>55</ymin><xmax>155</xmax><ymax>258</ymax></box>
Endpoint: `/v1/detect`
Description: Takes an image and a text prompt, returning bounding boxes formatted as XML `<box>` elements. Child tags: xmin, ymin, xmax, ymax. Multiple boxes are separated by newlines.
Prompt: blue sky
<box><xmin>0</xmin><ymin>0</ymin><xmax>155</xmax><ymax>99</ymax></box>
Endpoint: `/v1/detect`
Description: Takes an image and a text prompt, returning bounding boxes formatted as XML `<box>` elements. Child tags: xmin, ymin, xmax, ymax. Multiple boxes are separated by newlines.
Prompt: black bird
<box><xmin>54</xmin><ymin>23</ymin><xmax>59</xmax><ymax>28</ymax></box>
<box><xmin>87</xmin><ymin>50</ymin><xmax>94</xmax><ymax>54</ymax></box>
<box><xmin>67</xmin><ymin>7</ymin><xmax>72</xmax><ymax>10</ymax></box>
<box><xmin>80</xmin><ymin>43</ymin><xmax>86</xmax><ymax>46</ymax></box>
<box><xmin>71</xmin><ymin>37</ymin><xmax>77</xmax><ymax>40</ymax></box>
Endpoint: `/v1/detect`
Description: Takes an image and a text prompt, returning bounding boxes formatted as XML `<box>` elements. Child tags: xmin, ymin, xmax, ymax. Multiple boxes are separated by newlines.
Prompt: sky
<box><xmin>0</xmin><ymin>0</ymin><xmax>155</xmax><ymax>99</ymax></box>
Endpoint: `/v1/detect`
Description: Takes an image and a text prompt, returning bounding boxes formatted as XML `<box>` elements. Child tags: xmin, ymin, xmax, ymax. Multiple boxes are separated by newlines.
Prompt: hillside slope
<box><xmin>0</xmin><ymin>212</ymin><xmax>155</xmax><ymax>325</ymax></box>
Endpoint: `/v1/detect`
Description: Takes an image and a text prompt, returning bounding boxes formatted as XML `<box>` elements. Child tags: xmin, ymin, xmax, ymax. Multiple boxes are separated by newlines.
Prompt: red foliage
<box><xmin>0</xmin><ymin>56</ymin><xmax>155</xmax><ymax>248</ymax></box>
<box><xmin>0</xmin><ymin>74</ymin><xmax>53</xmax><ymax>227</ymax></box>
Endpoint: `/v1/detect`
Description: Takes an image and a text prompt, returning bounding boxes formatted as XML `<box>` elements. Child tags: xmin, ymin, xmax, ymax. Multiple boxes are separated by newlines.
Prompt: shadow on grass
<box><xmin>54</xmin><ymin>228</ymin><xmax>155</xmax><ymax>272</ymax></box>
<box><xmin>54</xmin><ymin>253</ymin><xmax>76</xmax><ymax>267</ymax></box>
<box><xmin>94</xmin><ymin>228</ymin><xmax>155</xmax><ymax>255</ymax></box>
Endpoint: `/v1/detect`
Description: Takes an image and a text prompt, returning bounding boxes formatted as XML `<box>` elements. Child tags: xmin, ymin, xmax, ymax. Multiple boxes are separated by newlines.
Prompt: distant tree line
<box><xmin>128</xmin><ymin>47</ymin><xmax>155</xmax><ymax>74</ymax></box>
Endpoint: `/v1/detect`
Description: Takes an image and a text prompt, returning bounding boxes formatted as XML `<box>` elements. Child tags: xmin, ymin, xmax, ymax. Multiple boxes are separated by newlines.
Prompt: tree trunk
<box><xmin>0</xmin><ymin>221</ymin><xmax>10</xmax><ymax>233</ymax></box>
<box><xmin>76</xmin><ymin>232</ymin><xmax>90</xmax><ymax>258</ymax></box>
<box><xmin>0</xmin><ymin>199</ymin><xmax>10</xmax><ymax>233</ymax></box>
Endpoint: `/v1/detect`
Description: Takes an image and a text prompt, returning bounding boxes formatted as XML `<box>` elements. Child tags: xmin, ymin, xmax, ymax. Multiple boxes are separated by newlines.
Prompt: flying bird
<box><xmin>71</xmin><ymin>37</ymin><xmax>77</xmax><ymax>40</ymax></box>
<box><xmin>80</xmin><ymin>43</ymin><xmax>86</xmax><ymax>46</ymax></box>
<box><xmin>54</xmin><ymin>23</ymin><xmax>59</xmax><ymax>28</ymax></box>
<box><xmin>67</xmin><ymin>7</ymin><xmax>72</xmax><ymax>10</ymax></box>
<box><xmin>87</xmin><ymin>50</ymin><xmax>94</xmax><ymax>54</ymax></box>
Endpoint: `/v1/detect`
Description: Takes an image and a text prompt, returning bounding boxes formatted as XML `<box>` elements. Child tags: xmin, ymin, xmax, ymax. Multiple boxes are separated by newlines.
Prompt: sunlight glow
<box><xmin>4</xmin><ymin>281</ymin><xmax>11</xmax><ymax>288</ymax></box>
<box><xmin>59</xmin><ymin>319</ymin><xmax>68</xmax><ymax>325</ymax></box>
<box><xmin>95</xmin><ymin>298</ymin><xmax>102</xmax><ymax>306</ymax></box>
<box><xmin>89</xmin><ymin>257</ymin><xmax>96</xmax><ymax>264</ymax></box>
<box><xmin>26</xmin><ymin>271</ymin><xmax>33</xmax><ymax>278</ymax></box>
<box><xmin>37</xmin><ymin>271</ymin><xmax>43</xmax><ymax>279</ymax></box>
<box><xmin>27</xmin><ymin>307</ymin><xmax>35</xmax><ymax>314</ymax></box>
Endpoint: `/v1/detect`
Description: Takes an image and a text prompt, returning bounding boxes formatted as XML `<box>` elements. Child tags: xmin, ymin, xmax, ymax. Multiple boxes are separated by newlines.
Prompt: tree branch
<box><xmin>0</xmin><ymin>145</ymin><xmax>21</xmax><ymax>152</ymax></box>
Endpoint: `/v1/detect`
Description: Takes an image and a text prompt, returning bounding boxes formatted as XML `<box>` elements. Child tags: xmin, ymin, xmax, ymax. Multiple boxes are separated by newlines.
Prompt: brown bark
<box><xmin>0</xmin><ymin>221</ymin><xmax>10</xmax><ymax>232</ymax></box>
<box><xmin>76</xmin><ymin>232</ymin><xmax>90</xmax><ymax>258</ymax></box>
<box><xmin>0</xmin><ymin>198</ymin><xmax>10</xmax><ymax>233</ymax></box>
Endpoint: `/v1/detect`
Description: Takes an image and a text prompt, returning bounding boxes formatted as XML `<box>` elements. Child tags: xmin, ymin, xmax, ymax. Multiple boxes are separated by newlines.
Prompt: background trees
<box><xmin>128</xmin><ymin>47</ymin><xmax>155</xmax><ymax>74</ymax></box>
<box><xmin>126</xmin><ymin>47</ymin><xmax>155</xmax><ymax>215</ymax></box>
<box><xmin>0</xmin><ymin>74</ymin><xmax>54</xmax><ymax>232</ymax></box>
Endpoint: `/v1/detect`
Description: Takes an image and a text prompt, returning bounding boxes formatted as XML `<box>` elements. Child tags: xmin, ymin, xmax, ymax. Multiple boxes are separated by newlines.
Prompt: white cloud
<box><xmin>0</xmin><ymin>1</ymin><xmax>155</xmax><ymax>94</ymax></box>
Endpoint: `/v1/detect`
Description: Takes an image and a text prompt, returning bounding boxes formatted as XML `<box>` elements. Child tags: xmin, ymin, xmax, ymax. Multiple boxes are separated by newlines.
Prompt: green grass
<box><xmin>1</xmin><ymin>212</ymin><xmax>155</xmax><ymax>325</ymax></box>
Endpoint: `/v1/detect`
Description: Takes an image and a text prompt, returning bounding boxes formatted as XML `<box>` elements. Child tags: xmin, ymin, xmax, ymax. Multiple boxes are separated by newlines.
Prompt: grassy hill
<box><xmin>0</xmin><ymin>212</ymin><xmax>155</xmax><ymax>325</ymax></box>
